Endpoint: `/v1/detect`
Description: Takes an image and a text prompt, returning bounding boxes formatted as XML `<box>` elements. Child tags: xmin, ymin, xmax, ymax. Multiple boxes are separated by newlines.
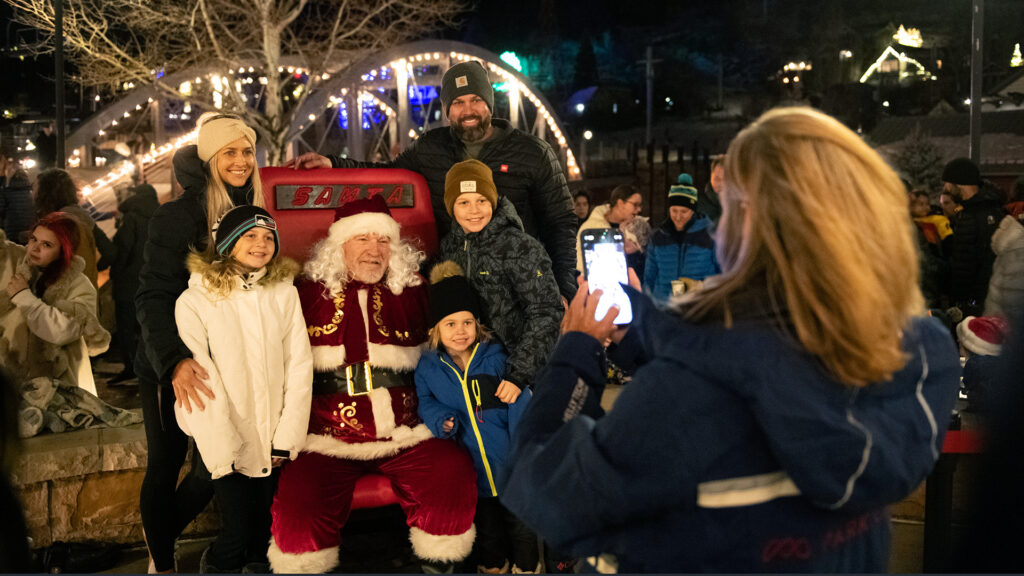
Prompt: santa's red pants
<box><xmin>269</xmin><ymin>438</ymin><xmax>477</xmax><ymax>572</ymax></box>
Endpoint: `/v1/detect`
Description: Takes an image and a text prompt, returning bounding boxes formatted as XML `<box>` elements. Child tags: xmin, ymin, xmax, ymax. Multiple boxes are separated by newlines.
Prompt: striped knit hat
<box><xmin>668</xmin><ymin>173</ymin><xmax>699</xmax><ymax>209</ymax></box>
<box><xmin>213</xmin><ymin>205</ymin><xmax>279</xmax><ymax>258</ymax></box>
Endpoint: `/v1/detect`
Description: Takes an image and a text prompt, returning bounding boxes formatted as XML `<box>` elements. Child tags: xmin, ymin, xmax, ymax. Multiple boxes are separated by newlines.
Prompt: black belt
<box><xmin>312</xmin><ymin>362</ymin><xmax>414</xmax><ymax>396</ymax></box>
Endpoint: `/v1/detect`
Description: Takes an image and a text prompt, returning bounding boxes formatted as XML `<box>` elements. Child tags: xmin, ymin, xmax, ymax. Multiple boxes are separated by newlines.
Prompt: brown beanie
<box><xmin>444</xmin><ymin>159</ymin><xmax>498</xmax><ymax>215</ymax></box>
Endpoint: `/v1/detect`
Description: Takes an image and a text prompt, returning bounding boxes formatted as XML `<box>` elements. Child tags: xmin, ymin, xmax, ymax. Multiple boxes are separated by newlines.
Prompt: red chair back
<box><xmin>259</xmin><ymin>167</ymin><xmax>438</xmax><ymax>263</ymax></box>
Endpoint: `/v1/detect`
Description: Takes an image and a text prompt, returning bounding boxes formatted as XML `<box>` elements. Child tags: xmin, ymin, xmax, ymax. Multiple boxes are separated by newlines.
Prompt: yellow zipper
<box><xmin>440</xmin><ymin>343</ymin><xmax>497</xmax><ymax>496</ymax></box>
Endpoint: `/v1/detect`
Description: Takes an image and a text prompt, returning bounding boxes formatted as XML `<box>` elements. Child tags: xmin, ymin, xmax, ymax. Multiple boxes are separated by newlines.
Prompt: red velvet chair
<box><xmin>259</xmin><ymin>166</ymin><xmax>437</xmax><ymax>511</ymax></box>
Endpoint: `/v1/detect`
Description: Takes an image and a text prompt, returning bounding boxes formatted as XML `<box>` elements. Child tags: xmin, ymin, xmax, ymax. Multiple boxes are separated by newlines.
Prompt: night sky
<box><xmin>1</xmin><ymin>0</ymin><xmax>1023</xmax><ymax>119</ymax></box>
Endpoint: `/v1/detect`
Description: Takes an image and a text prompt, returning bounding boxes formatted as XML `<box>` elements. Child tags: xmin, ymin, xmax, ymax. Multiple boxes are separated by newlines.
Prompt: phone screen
<box><xmin>581</xmin><ymin>228</ymin><xmax>633</xmax><ymax>325</ymax></box>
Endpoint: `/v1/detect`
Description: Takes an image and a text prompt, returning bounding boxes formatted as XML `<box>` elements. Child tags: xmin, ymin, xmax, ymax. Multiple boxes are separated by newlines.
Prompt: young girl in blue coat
<box><xmin>415</xmin><ymin>261</ymin><xmax>538</xmax><ymax>573</ymax></box>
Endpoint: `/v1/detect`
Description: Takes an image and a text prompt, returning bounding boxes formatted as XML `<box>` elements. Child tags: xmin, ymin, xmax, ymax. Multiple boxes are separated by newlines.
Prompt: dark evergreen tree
<box><xmin>894</xmin><ymin>124</ymin><xmax>945</xmax><ymax>196</ymax></box>
<box><xmin>574</xmin><ymin>35</ymin><xmax>600</xmax><ymax>90</ymax></box>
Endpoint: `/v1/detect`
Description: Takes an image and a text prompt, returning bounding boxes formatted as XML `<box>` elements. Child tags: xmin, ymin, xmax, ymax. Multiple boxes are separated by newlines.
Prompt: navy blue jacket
<box><xmin>503</xmin><ymin>291</ymin><xmax>961</xmax><ymax>573</ymax></box>
<box><xmin>415</xmin><ymin>341</ymin><xmax>531</xmax><ymax>496</ymax></box>
<box><xmin>644</xmin><ymin>215</ymin><xmax>720</xmax><ymax>303</ymax></box>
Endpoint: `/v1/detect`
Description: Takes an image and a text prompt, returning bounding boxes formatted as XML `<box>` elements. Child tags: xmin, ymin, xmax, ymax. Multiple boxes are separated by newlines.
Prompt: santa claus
<box><xmin>268</xmin><ymin>195</ymin><xmax>477</xmax><ymax>573</ymax></box>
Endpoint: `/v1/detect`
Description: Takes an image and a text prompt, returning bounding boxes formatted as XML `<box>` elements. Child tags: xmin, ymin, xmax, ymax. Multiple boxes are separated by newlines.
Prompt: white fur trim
<box><xmin>957</xmin><ymin>317</ymin><xmax>1003</xmax><ymax>356</ymax></box>
<box><xmin>301</xmin><ymin>424</ymin><xmax>433</xmax><ymax>460</ymax></box>
<box><xmin>368</xmin><ymin>342</ymin><xmax>424</xmax><ymax>371</ymax></box>
<box><xmin>311</xmin><ymin>344</ymin><xmax>347</xmax><ymax>371</ymax></box>
<box><xmin>267</xmin><ymin>537</ymin><xmax>338</xmax><ymax>574</ymax></box>
<box><xmin>328</xmin><ymin>212</ymin><xmax>401</xmax><ymax>245</ymax></box>
<box><xmin>369</xmin><ymin>387</ymin><xmax>397</xmax><ymax>438</ymax></box>
<box><xmin>408</xmin><ymin>524</ymin><xmax>476</xmax><ymax>562</ymax></box>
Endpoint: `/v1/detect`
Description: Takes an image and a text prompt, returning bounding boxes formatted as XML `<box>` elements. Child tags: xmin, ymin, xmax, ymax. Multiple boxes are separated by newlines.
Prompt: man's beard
<box><xmin>946</xmin><ymin>185</ymin><xmax>963</xmax><ymax>202</ymax></box>
<box><xmin>452</xmin><ymin>113</ymin><xmax>492</xmax><ymax>143</ymax></box>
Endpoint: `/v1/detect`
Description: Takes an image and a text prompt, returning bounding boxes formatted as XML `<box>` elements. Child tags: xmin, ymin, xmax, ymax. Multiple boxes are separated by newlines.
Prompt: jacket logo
<box><xmin>500</xmin><ymin>164</ymin><xmax>509</xmax><ymax>173</ymax></box>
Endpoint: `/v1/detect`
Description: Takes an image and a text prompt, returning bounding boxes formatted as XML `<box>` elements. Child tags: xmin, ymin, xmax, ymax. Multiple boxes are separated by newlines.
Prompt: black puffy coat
<box><xmin>331</xmin><ymin>119</ymin><xmax>577</xmax><ymax>301</ymax></box>
<box><xmin>439</xmin><ymin>198</ymin><xmax>563</xmax><ymax>389</ymax></box>
<box><xmin>949</xmin><ymin>185</ymin><xmax>1004</xmax><ymax>313</ymax></box>
<box><xmin>110</xmin><ymin>185</ymin><xmax>159</xmax><ymax>302</ymax></box>
<box><xmin>0</xmin><ymin>175</ymin><xmax>34</xmax><ymax>244</ymax></box>
<box><xmin>134</xmin><ymin>146</ymin><xmax>254</xmax><ymax>385</ymax></box>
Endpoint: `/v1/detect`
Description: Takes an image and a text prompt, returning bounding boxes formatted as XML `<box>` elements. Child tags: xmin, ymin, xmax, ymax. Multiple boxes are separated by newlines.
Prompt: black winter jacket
<box><xmin>134</xmin><ymin>145</ymin><xmax>254</xmax><ymax>386</ymax></box>
<box><xmin>330</xmin><ymin>119</ymin><xmax>577</xmax><ymax>301</ymax></box>
<box><xmin>439</xmin><ymin>198</ymin><xmax>563</xmax><ymax>389</ymax></box>
<box><xmin>949</xmin><ymin>185</ymin><xmax>1004</xmax><ymax>313</ymax></box>
<box><xmin>110</xmin><ymin>185</ymin><xmax>160</xmax><ymax>302</ymax></box>
<box><xmin>0</xmin><ymin>175</ymin><xmax>34</xmax><ymax>244</ymax></box>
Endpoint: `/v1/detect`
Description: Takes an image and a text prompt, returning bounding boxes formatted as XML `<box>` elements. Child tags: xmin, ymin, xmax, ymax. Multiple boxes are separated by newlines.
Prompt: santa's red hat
<box><xmin>957</xmin><ymin>315</ymin><xmax>1009</xmax><ymax>357</ymax></box>
<box><xmin>326</xmin><ymin>195</ymin><xmax>400</xmax><ymax>245</ymax></box>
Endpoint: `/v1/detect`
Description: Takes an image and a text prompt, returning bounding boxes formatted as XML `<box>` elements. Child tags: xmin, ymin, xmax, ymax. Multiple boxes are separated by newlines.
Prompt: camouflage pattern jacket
<box><xmin>439</xmin><ymin>198</ymin><xmax>563</xmax><ymax>389</ymax></box>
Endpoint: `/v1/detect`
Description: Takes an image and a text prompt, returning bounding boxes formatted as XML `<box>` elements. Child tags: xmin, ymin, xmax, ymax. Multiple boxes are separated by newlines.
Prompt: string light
<box><xmin>859</xmin><ymin>46</ymin><xmax>931</xmax><ymax>84</ymax></box>
<box><xmin>81</xmin><ymin>129</ymin><xmax>199</xmax><ymax>200</ymax></box>
<box><xmin>85</xmin><ymin>51</ymin><xmax>580</xmax><ymax>179</ymax></box>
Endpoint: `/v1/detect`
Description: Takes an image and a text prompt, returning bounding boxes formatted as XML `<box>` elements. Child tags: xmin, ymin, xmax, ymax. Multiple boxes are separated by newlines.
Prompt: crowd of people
<box><xmin>0</xmin><ymin>59</ymin><xmax>1021</xmax><ymax>574</ymax></box>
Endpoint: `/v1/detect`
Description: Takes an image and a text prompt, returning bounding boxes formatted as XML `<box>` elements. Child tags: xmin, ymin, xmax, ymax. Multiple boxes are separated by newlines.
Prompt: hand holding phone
<box><xmin>580</xmin><ymin>228</ymin><xmax>633</xmax><ymax>325</ymax></box>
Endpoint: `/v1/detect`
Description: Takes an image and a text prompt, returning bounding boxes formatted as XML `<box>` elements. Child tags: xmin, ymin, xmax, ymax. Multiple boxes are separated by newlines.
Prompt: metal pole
<box><xmin>397</xmin><ymin>59</ymin><xmax>410</xmax><ymax>151</ymax></box>
<box><xmin>346</xmin><ymin>86</ymin><xmax>364</xmax><ymax>161</ymax></box>
<box><xmin>645</xmin><ymin>46</ymin><xmax>653</xmax><ymax>146</ymax></box>
<box><xmin>969</xmin><ymin>0</ymin><xmax>984</xmax><ymax>164</ymax></box>
<box><xmin>717</xmin><ymin>53</ymin><xmax>724</xmax><ymax>110</ymax></box>
<box><xmin>55</xmin><ymin>0</ymin><xmax>65</xmax><ymax>169</ymax></box>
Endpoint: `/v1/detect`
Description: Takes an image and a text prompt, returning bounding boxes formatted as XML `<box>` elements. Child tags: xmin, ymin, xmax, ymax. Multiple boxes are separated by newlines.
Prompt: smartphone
<box><xmin>580</xmin><ymin>228</ymin><xmax>633</xmax><ymax>325</ymax></box>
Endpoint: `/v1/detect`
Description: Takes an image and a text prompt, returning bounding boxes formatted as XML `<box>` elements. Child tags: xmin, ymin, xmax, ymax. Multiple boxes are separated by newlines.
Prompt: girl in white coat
<box><xmin>174</xmin><ymin>205</ymin><xmax>313</xmax><ymax>573</ymax></box>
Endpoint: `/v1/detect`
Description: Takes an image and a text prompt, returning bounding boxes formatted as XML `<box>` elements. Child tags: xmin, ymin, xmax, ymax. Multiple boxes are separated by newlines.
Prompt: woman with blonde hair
<box><xmin>135</xmin><ymin>112</ymin><xmax>265</xmax><ymax>572</ymax></box>
<box><xmin>502</xmin><ymin>107</ymin><xmax>961</xmax><ymax>573</ymax></box>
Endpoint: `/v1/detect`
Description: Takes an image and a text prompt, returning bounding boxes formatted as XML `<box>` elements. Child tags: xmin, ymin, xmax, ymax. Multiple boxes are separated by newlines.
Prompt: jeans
<box><xmin>139</xmin><ymin>379</ymin><xmax>214</xmax><ymax>572</ymax></box>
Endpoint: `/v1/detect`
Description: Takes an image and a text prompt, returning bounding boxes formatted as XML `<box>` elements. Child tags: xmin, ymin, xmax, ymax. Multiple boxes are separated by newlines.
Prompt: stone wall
<box><xmin>11</xmin><ymin>420</ymin><xmax>220</xmax><ymax>548</ymax></box>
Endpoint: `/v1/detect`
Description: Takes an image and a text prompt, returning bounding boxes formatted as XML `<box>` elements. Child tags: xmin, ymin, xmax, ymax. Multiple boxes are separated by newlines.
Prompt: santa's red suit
<box><xmin>268</xmin><ymin>197</ymin><xmax>477</xmax><ymax>574</ymax></box>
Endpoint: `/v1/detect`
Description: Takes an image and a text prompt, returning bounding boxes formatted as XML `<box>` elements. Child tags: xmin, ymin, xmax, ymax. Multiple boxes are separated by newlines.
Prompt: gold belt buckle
<box><xmin>346</xmin><ymin>362</ymin><xmax>374</xmax><ymax>396</ymax></box>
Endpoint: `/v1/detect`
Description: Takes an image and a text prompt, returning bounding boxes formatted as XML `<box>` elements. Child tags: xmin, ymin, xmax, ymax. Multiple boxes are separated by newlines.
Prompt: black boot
<box><xmin>199</xmin><ymin>546</ymin><xmax>241</xmax><ymax>574</ymax></box>
<box><xmin>107</xmin><ymin>369</ymin><xmax>137</xmax><ymax>385</ymax></box>
<box><xmin>421</xmin><ymin>559</ymin><xmax>456</xmax><ymax>573</ymax></box>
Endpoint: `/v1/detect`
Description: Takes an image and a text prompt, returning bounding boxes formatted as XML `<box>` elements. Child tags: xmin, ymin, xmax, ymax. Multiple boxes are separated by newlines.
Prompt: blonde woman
<box><xmin>502</xmin><ymin>107</ymin><xmax>961</xmax><ymax>573</ymax></box>
<box><xmin>135</xmin><ymin>112</ymin><xmax>265</xmax><ymax>573</ymax></box>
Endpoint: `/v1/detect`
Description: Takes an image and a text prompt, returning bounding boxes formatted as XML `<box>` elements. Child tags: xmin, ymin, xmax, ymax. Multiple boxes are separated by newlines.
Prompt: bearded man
<box><xmin>287</xmin><ymin>61</ymin><xmax>578</xmax><ymax>303</ymax></box>
<box><xmin>268</xmin><ymin>196</ymin><xmax>477</xmax><ymax>573</ymax></box>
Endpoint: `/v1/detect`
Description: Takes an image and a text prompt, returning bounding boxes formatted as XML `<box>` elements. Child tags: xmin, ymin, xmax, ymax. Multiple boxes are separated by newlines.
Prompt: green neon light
<box><xmin>499</xmin><ymin>51</ymin><xmax>522</xmax><ymax>72</ymax></box>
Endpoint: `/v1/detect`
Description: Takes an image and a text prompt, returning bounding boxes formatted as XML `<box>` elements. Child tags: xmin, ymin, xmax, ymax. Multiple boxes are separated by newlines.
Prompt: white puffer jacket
<box><xmin>985</xmin><ymin>215</ymin><xmax>1024</xmax><ymax>321</ymax></box>
<box><xmin>174</xmin><ymin>255</ymin><xmax>313</xmax><ymax>479</ymax></box>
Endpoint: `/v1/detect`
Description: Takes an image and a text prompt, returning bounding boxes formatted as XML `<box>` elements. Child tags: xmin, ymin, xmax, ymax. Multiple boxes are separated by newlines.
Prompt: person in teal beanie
<box><xmin>644</xmin><ymin>174</ymin><xmax>720</xmax><ymax>303</ymax></box>
<box><xmin>415</xmin><ymin>260</ymin><xmax>538</xmax><ymax>573</ymax></box>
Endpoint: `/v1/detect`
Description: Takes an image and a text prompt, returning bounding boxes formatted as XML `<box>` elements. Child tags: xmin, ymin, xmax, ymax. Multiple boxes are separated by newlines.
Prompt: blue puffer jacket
<box><xmin>416</xmin><ymin>340</ymin><xmax>531</xmax><ymax>497</ymax></box>
<box><xmin>503</xmin><ymin>290</ymin><xmax>961</xmax><ymax>573</ymax></box>
<box><xmin>644</xmin><ymin>215</ymin><xmax>720</xmax><ymax>303</ymax></box>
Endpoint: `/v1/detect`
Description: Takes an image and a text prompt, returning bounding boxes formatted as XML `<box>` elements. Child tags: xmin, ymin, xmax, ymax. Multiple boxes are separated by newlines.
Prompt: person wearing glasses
<box><xmin>575</xmin><ymin>184</ymin><xmax>644</xmax><ymax>275</ymax></box>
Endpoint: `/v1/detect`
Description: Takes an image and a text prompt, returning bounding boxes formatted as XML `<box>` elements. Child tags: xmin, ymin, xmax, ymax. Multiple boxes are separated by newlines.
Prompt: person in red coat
<box><xmin>268</xmin><ymin>195</ymin><xmax>477</xmax><ymax>573</ymax></box>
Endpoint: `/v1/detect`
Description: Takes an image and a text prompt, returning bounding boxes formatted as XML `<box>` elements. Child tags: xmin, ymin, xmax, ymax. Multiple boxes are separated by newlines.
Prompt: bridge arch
<box><xmin>67</xmin><ymin>41</ymin><xmax>580</xmax><ymax>203</ymax></box>
<box><xmin>289</xmin><ymin>40</ymin><xmax>581</xmax><ymax>179</ymax></box>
